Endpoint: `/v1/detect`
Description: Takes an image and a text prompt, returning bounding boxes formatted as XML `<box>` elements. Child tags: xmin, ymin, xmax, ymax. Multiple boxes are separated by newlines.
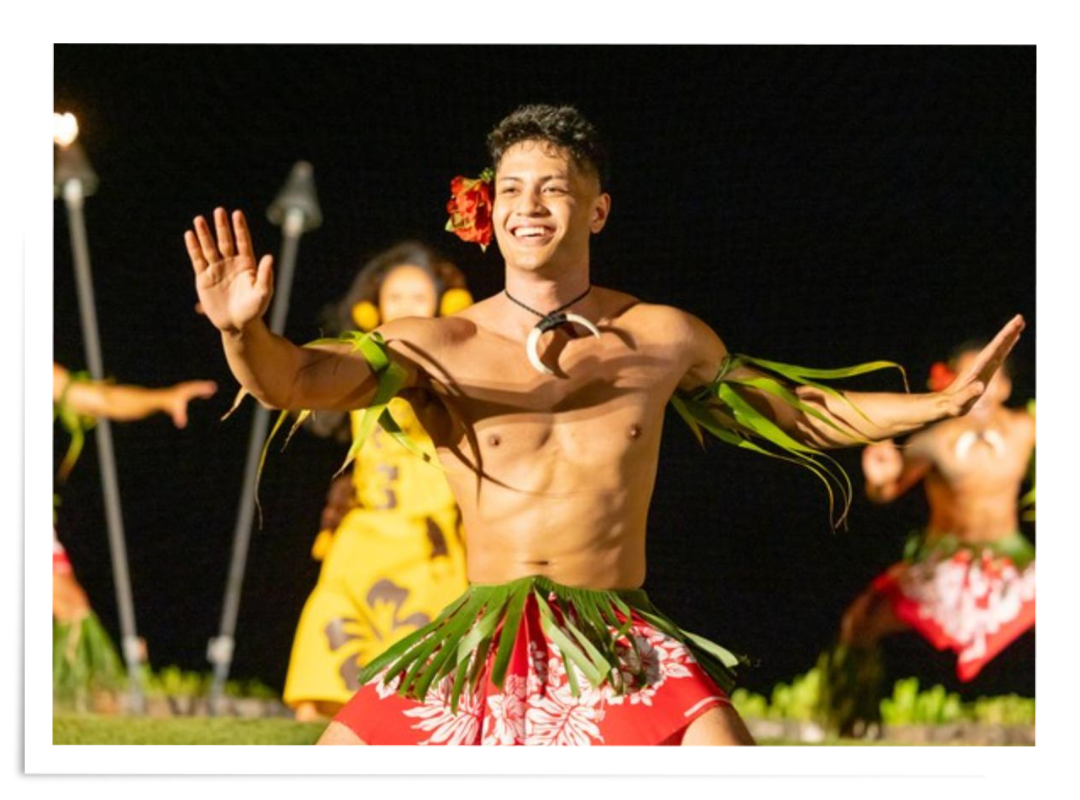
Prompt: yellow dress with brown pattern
<box><xmin>283</xmin><ymin>398</ymin><xmax>467</xmax><ymax>708</ymax></box>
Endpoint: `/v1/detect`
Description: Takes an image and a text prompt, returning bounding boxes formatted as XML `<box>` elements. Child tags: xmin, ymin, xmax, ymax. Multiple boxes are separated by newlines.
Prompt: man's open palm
<box><xmin>940</xmin><ymin>314</ymin><xmax>1025</xmax><ymax>417</ymax></box>
<box><xmin>185</xmin><ymin>207</ymin><xmax>274</xmax><ymax>334</ymax></box>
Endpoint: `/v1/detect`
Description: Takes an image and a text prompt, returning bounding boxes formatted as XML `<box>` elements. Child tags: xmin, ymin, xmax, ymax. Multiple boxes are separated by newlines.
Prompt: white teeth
<box><xmin>514</xmin><ymin>226</ymin><xmax>550</xmax><ymax>238</ymax></box>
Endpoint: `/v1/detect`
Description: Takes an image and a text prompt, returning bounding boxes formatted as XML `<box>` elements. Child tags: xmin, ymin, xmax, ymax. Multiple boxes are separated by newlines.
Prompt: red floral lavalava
<box><xmin>928</xmin><ymin>361</ymin><xmax>957</xmax><ymax>393</ymax></box>
<box><xmin>445</xmin><ymin>168</ymin><xmax>494</xmax><ymax>252</ymax></box>
<box><xmin>872</xmin><ymin>549</ymin><xmax>1035</xmax><ymax>681</ymax></box>
<box><xmin>332</xmin><ymin>592</ymin><xmax>732</xmax><ymax>745</ymax></box>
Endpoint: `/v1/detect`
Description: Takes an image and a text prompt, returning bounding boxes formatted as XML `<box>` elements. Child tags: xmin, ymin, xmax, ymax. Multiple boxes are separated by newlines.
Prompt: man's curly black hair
<box><xmin>487</xmin><ymin>104</ymin><xmax>609</xmax><ymax>188</ymax></box>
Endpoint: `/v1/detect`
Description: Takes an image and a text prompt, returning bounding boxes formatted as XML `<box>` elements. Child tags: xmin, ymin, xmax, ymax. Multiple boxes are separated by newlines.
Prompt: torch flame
<box><xmin>53</xmin><ymin>112</ymin><xmax>79</xmax><ymax>147</ymax></box>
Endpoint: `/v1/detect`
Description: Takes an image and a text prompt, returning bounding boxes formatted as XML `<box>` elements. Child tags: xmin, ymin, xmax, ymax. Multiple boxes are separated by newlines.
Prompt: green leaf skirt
<box><xmin>53</xmin><ymin>611</ymin><xmax>124</xmax><ymax>710</ymax></box>
<box><xmin>902</xmin><ymin>529</ymin><xmax>1035</xmax><ymax>570</ymax></box>
<box><xmin>357</xmin><ymin>575</ymin><xmax>743</xmax><ymax>714</ymax></box>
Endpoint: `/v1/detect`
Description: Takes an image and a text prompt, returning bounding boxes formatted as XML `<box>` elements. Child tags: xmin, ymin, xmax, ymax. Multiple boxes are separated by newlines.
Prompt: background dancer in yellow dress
<box><xmin>283</xmin><ymin>243</ymin><xmax>474</xmax><ymax>722</ymax></box>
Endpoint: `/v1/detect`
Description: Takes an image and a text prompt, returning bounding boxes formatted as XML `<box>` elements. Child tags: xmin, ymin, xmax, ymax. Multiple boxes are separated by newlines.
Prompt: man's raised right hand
<box><xmin>185</xmin><ymin>207</ymin><xmax>274</xmax><ymax>335</ymax></box>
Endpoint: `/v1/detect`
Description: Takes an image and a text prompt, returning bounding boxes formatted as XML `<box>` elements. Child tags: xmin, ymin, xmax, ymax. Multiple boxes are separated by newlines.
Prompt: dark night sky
<box><xmin>53</xmin><ymin>45</ymin><xmax>1034</xmax><ymax>698</ymax></box>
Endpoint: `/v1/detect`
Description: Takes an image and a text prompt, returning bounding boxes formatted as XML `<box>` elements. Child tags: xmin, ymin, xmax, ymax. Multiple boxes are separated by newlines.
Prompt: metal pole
<box><xmin>62</xmin><ymin>178</ymin><xmax>145</xmax><ymax>714</ymax></box>
<box><xmin>207</xmin><ymin>162</ymin><xmax>321</xmax><ymax>714</ymax></box>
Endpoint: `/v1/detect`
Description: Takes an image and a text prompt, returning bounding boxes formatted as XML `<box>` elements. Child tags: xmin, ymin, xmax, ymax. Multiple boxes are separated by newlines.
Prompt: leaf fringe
<box><xmin>355</xmin><ymin>576</ymin><xmax>741</xmax><ymax>706</ymax></box>
<box><xmin>224</xmin><ymin>331</ymin><xmax>442</xmax><ymax>526</ymax></box>
<box><xmin>672</xmin><ymin>352</ymin><xmax>907</xmax><ymax>529</ymax></box>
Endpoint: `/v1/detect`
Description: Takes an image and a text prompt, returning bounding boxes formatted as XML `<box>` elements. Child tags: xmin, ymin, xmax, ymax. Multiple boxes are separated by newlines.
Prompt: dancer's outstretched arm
<box><xmin>53</xmin><ymin>363</ymin><xmax>217</xmax><ymax>428</ymax></box>
<box><xmin>678</xmin><ymin>313</ymin><xmax>1025</xmax><ymax>449</ymax></box>
<box><xmin>185</xmin><ymin>207</ymin><xmax>422</xmax><ymax>411</ymax></box>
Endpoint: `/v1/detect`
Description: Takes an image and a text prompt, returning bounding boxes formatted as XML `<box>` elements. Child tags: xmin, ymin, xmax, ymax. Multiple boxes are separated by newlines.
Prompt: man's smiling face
<box><xmin>492</xmin><ymin>139</ymin><xmax>610</xmax><ymax>273</ymax></box>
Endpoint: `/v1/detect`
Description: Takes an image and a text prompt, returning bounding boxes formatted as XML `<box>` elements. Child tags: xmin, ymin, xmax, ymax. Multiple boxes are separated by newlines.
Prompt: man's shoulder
<box><xmin>1004</xmin><ymin>405</ymin><xmax>1037</xmax><ymax>440</ymax></box>
<box><xmin>378</xmin><ymin>312</ymin><xmax>479</xmax><ymax>347</ymax></box>
<box><xmin>600</xmin><ymin>291</ymin><xmax>705</xmax><ymax>343</ymax></box>
<box><xmin>905</xmin><ymin>423</ymin><xmax>943</xmax><ymax>461</ymax></box>
<box><xmin>374</xmin><ymin>315</ymin><xmax>480</xmax><ymax>383</ymax></box>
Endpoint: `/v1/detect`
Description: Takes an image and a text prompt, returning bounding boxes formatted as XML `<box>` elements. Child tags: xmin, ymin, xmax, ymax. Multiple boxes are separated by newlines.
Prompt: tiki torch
<box><xmin>207</xmin><ymin>162</ymin><xmax>322</xmax><ymax>713</ymax></box>
<box><xmin>54</xmin><ymin>112</ymin><xmax>145</xmax><ymax>714</ymax></box>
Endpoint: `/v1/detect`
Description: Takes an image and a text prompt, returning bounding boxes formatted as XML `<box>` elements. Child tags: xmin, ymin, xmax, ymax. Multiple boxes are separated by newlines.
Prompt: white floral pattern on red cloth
<box><xmin>604</xmin><ymin>629</ymin><xmax>695</xmax><ymax>707</ymax></box>
<box><xmin>402</xmin><ymin>673</ymin><xmax>484</xmax><ymax>746</ymax></box>
<box><xmin>876</xmin><ymin>549</ymin><xmax>1036</xmax><ymax>681</ymax></box>
<box><xmin>335</xmin><ymin>596</ymin><xmax>733</xmax><ymax>745</ymax></box>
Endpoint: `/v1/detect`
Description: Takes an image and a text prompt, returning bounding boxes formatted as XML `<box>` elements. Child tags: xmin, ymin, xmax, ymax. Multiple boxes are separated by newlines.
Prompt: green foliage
<box><xmin>732</xmin><ymin>669</ymin><xmax>825</xmax><ymax>722</ymax></box>
<box><xmin>139</xmin><ymin>665</ymin><xmax>277</xmax><ymax>701</ymax></box>
<box><xmin>769</xmin><ymin>668</ymin><xmax>822</xmax><ymax>722</ymax></box>
<box><xmin>880</xmin><ymin>678</ymin><xmax>963</xmax><ymax>725</ymax></box>
<box><xmin>141</xmin><ymin>665</ymin><xmax>206</xmax><ymax>698</ymax></box>
<box><xmin>731</xmin><ymin>668</ymin><xmax>1035</xmax><ymax>728</ymax></box>
<box><xmin>970</xmin><ymin>694</ymin><xmax>1037</xmax><ymax>726</ymax></box>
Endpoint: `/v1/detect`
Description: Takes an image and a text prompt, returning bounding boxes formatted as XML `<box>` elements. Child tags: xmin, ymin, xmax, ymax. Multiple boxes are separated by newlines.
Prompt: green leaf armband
<box><xmin>224</xmin><ymin>331</ymin><xmax>441</xmax><ymax>526</ymax></box>
<box><xmin>670</xmin><ymin>353</ymin><xmax>908</xmax><ymax>528</ymax></box>
<box><xmin>53</xmin><ymin>369</ymin><xmax>98</xmax><ymax>481</ymax></box>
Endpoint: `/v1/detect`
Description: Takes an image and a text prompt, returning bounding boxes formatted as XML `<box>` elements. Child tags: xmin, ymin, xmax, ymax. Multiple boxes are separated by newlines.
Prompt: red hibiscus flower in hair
<box><xmin>445</xmin><ymin>168</ymin><xmax>494</xmax><ymax>252</ymax></box>
<box><xmin>927</xmin><ymin>361</ymin><xmax>957</xmax><ymax>392</ymax></box>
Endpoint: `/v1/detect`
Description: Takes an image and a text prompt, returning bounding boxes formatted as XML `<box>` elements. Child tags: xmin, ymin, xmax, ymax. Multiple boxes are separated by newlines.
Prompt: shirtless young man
<box><xmin>820</xmin><ymin>346</ymin><xmax>1035</xmax><ymax>735</ymax></box>
<box><xmin>183</xmin><ymin>105</ymin><xmax>1023</xmax><ymax>746</ymax></box>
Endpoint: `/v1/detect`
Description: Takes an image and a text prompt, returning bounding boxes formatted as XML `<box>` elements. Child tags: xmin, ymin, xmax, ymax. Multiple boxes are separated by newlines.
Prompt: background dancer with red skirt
<box><xmin>818</xmin><ymin>345</ymin><xmax>1035</xmax><ymax>736</ymax></box>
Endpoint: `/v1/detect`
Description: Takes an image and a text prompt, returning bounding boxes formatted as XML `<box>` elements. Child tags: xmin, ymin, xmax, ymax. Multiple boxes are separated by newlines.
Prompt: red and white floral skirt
<box><xmin>334</xmin><ymin>578</ymin><xmax>736</xmax><ymax>745</ymax></box>
<box><xmin>872</xmin><ymin>534</ymin><xmax>1036</xmax><ymax>681</ymax></box>
<box><xmin>53</xmin><ymin>530</ymin><xmax>73</xmax><ymax>575</ymax></box>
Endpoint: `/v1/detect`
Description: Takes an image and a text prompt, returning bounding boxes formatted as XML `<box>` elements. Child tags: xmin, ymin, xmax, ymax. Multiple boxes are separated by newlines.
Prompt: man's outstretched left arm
<box><xmin>678</xmin><ymin>313</ymin><xmax>1025</xmax><ymax>450</ymax></box>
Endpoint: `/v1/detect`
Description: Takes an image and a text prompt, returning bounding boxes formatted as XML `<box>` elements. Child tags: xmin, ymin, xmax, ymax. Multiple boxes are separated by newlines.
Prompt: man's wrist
<box><xmin>925</xmin><ymin>391</ymin><xmax>952</xmax><ymax>423</ymax></box>
<box><xmin>221</xmin><ymin>318</ymin><xmax>264</xmax><ymax>342</ymax></box>
<box><xmin>154</xmin><ymin>388</ymin><xmax>174</xmax><ymax>414</ymax></box>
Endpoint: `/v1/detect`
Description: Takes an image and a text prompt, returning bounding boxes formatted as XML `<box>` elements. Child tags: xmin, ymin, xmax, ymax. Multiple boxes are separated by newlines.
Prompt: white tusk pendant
<box><xmin>526</xmin><ymin>325</ymin><xmax>555</xmax><ymax>375</ymax></box>
<box><xmin>523</xmin><ymin>312</ymin><xmax>602</xmax><ymax>375</ymax></box>
<box><xmin>564</xmin><ymin>312</ymin><xmax>602</xmax><ymax>339</ymax></box>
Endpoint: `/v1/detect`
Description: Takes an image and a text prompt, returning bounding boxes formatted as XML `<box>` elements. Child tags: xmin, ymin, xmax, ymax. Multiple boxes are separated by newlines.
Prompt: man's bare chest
<box><xmin>420</xmin><ymin>329</ymin><xmax>679</xmax><ymax>469</ymax></box>
<box><xmin>930</xmin><ymin>420</ymin><xmax>1031</xmax><ymax>487</ymax></box>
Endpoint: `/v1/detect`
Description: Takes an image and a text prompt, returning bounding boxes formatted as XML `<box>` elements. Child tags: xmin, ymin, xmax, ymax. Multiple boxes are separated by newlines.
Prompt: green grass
<box><xmin>53</xmin><ymin>714</ymin><xmax>325</xmax><ymax>745</ymax></box>
<box><xmin>53</xmin><ymin>714</ymin><xmax>914</xmax><ymax>745</ymax></box>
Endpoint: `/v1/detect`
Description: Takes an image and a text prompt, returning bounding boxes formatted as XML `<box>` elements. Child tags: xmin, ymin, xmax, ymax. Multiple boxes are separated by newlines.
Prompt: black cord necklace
<box><xmin>504</xmin><ymin>285</ymin><xmax>593</xmax><ymax>331</ymax></box>
<box><xmin>503</xmin><ymin>285</ymin><xmax>601</xmax><ymax>375</ymax></box>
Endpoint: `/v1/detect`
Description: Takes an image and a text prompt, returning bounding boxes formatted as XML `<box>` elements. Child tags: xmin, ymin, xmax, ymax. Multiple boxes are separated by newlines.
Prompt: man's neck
<box><xmin>965</xmin><ymin>402</ymin><xmax>1005</xmax><ymax>427</ymax></box>
<box><xmin>502</xmin><ymin>266</ymin><xmax>594</xmax><ymax>333</ymax></box>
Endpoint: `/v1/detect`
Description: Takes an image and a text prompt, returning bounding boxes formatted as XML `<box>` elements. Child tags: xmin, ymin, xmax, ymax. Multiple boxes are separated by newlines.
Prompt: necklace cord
<box><xmin>504</xmin><ymin>285</ymin><xmax>592</xmax><ymax>321</ymax></box>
